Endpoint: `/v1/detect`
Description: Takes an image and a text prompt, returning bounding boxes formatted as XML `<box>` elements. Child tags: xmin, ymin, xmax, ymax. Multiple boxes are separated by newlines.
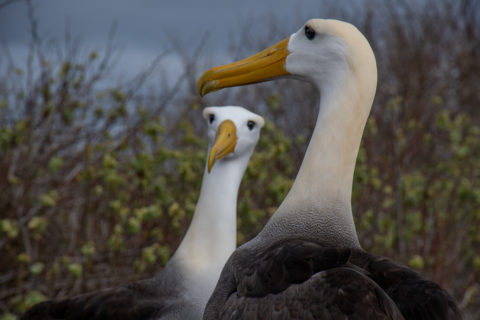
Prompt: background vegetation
<box><xmin>1</xmin><ymin>0</ymin><xmax>479</xmax><ymax>319</ymax></box>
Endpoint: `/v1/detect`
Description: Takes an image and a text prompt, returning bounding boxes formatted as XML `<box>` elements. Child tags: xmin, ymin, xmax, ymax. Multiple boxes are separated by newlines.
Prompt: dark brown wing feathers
<box><xmin>20</xmin><ymin>282</ymin><xmax>171</xmax><ymax>320</ymax></box>
<box><xmin>204</xmin><ymin>240</ymin><xmax>461</xmax><ymax>320</ymax></box>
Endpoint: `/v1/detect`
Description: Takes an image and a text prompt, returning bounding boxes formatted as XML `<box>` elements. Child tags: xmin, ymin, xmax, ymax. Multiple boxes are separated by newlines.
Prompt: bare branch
<box><xmin>0</xmin><ymin>0</ymin><xmax>20</xmax><ymax>10</ymax></box>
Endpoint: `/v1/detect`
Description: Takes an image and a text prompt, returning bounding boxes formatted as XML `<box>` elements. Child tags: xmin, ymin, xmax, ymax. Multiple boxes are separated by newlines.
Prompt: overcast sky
<box><xmin>0</xmin><ymin>0</ymin><xmax>334</xmax><ymax>82</ymax></box>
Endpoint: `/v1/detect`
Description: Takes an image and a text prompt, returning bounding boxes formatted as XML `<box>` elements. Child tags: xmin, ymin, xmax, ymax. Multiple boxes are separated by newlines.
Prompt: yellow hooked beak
<box><xmin>198</xmin><ymin>38</ymin><xmax>290</xmax><ymax>96</ymax></box>
<box><xmin>208</xmin><ymin>120</ymin><xmax>237</xmax><ymax>173</ymax></box>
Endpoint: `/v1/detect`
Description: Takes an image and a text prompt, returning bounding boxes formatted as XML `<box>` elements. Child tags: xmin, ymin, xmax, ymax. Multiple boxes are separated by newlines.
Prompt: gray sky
<box><xmin>0</xmin><ymin>0</ymin><xmax>329</xmax><ymax>81</ymax></box>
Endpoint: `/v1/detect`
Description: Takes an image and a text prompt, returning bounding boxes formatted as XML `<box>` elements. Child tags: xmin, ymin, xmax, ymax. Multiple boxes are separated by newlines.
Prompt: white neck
<box><xmin>258</xmin><ymin>63</ymin><xmax>376</xmax><ymax>248</ymax></box>
<box><xmin>173</xmin><ymin>148</ymin><xmax>252</xmax><ymax>275</ymax></box>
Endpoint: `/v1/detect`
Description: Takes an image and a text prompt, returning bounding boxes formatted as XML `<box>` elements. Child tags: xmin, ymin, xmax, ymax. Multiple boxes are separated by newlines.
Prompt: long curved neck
<box><xmin>173</xmin><ymin>149</ymin><xmax>252</xmax><ymax>272</ymax></box>
<box><xmin>258</xmin><ymin>67</ymin><xmax>376</xmax><ymax>248</ymax></box>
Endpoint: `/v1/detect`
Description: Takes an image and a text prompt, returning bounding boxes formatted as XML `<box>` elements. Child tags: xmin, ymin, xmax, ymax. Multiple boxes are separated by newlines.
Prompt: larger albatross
<box><xmin>20</xmin><ymin>106</ymin><xmax>265</xmax><ymax>320</ymax></box>
<box><xmin>198</xmin><ymin>19</ymin><xmax>461</xmax><ymax>319</ymax></box>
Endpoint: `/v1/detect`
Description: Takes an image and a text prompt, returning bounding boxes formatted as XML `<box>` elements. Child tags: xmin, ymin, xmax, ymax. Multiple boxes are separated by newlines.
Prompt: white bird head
<box><xmin>203</xmin><ymin>106</ymin><xmax>264</xmax><ymax>172</ymax></box>
<box><xmin>198</xmin><ymin>19</ymin><xmax>376</xmax><ymax>101</ymax></box>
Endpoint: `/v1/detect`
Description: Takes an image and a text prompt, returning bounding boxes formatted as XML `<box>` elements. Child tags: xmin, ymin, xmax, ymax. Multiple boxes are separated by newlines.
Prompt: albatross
<box><xmin>20</xmin><ymin>106</ymin><xmax>265</xmax><ymax>320</ymax></box>
<box><xmin>198</xmin><ymin>19</ymin><xmax>461</xmax><ymax>319</ymax></box>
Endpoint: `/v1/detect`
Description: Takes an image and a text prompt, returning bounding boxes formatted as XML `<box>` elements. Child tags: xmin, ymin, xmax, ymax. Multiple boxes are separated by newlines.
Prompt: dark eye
<box><xmin>209</xmin><ymin>114</ymin><xmax>215</xmax><ymax>123</ymax></box>
<box><xmin>305</xmin><ymin>26</ymin><xmax>315</xmax><ymax>40</ymax></box>
<box><xmin>247</xmin><ymin>121</ymin><xmax>256</xmax><ymax>130</ymax></box>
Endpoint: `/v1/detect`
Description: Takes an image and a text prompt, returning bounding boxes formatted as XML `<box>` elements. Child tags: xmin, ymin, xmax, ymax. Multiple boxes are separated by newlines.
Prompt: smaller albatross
<box><xmin>198</xmin><ymin>19</ymin><xmax>461</xmax><ymax>319</ymax></box>
<box><xmin>20</xmin><ymin>106</ymin><xmax>265</xmax><ymax>320</ymax></box>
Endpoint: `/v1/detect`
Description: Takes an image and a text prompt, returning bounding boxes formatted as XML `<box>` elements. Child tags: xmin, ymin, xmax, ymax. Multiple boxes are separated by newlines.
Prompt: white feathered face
<box><xmin>202</xmin><ymin>106</ymin><xmax>264</xmax><ymax>172</ymax></box>
<box><xmin>285</xmin><ymin>20</ymin><xmax>349</xmax><ymax>86</ymax></box>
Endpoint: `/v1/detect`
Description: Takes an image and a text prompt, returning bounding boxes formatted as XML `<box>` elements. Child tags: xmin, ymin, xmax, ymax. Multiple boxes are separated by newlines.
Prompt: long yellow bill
<box><xmin>208</xmin><ymin>120</ymin><xmax>237</xmax><ymax>173</ymax></box>
<box><xmin>198</xmin><ymin>38</ymin><xmax>290</xmax><ymax>96</ymax></box>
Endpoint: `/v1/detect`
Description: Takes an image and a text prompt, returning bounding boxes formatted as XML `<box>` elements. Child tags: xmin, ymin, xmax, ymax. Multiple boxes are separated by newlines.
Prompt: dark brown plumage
<box><xmin>204</xmin><ymin>240</ymin><xmax>461</xmax><ymax>319</ymax></box>
<box><xmin>20</xmin><ymin>271</ymin><xmax>190</xmax><ymax>320</ymax></box>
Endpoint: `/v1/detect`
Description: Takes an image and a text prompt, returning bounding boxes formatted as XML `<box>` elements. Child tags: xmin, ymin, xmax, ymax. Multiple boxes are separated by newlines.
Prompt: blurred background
<box><xmin>0</xmin><ymin>0</ymin><xmax>479</xmax><ymax>319</ymax></box>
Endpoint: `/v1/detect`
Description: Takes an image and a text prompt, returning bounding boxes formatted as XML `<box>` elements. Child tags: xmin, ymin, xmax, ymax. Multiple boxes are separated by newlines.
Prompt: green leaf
<box><xmin>24</xmin><ymin>290</ymin><xmax>47</xmax><ymax>308</ymax></box>
<box><xmin>28</xmin><ymin>217</ymin><xmax>48</xmax><ymax>232</ymax></box>
<box><xmin>473</xmin><ymin>256</ymin><xmax>480</xmax><ymax>271</ymax></box>
<box><xmin>81</xmin><ymin>242</ymin><xmax>96</xmax><ymax>256</ymax></box>
<box><xmin>408</xmin><ymin>255</ymin><xmax>424</xmax><ymax>269</ymax></box>
<box><xmin>68</xmin><ymin>263</ymin><xmax>83</xmax><ymax>278</ymax></box>
<box><xmin>38</xmin><ymin>190</ymin><xmax>58</xmax><ymax>207</ymax></box>
<box><xmin>17</xmin><ymin>253</ymin><xmax>31</xmax><ymax>264</ymax></box>
<box><xmin>28</xmin><ymin>217</ymin><xmax>48</xmax><ymax>239</ymax></box>
<box><xmin>142</xmin><ymin>246</ymin><xmax>156</xmax><ymax>264</ymax></box>
<box><xmin>103</xmin><ymin>153</ymin><xmax>118</xmax><ymax>169</ymax></box>
<box><xmin>29</xmin><ymin>262</ymin><xmax>45</xmax><ymax>276</ymax></box>
<box><xmin>126</xmin><ymin>217</ymin><xmax>141</xmax><ymax>234</ymax></box>
<box><xmin>0</xmin><ymin>219</ymin><xmax>19</xmax><ymax>238</ymax></box>
<box><xmin>0</xmin><ymin>313</ymin><xmax>17</xmax><ymax>320</ymax></box>
<box><xmin>47</xmin><ymin>156</ymin><xmax>64</xmax><ymax>172</ymax></box>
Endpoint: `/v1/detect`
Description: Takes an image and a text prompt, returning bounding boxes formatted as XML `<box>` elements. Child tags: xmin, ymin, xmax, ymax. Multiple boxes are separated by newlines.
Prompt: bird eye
<box><xmin>247</xmin><ymin>121</ymin><xmax>256</xmax><ymax>130</ymax></box>
<box><xmin>209</xmin><ymin>114</ymin><xmax>215</xmax><ymax>123</ymax></box>
<box><xmin>305</xmin><ymin>26</ymin><xmax>315</xmax><ymax>40</ymax></box>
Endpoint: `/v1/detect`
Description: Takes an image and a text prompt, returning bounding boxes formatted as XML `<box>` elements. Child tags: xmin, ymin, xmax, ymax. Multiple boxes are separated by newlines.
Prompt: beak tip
<box><xmin>200</xmin><ymin>86</ymin><xmax>207</xmax><ymax>97</ymax></box>
<box><xmin>198</xmin><ymin>70</ymin><xmax>220</xmax><ymax>96</ymax></box>
<box><xmin>197</xmin><ymin>83</ymin><xmax>204</xmax><ymax>97</ymax></box>
<box><xmin>207</xmin><ymin>150</ymin><xmax>217</xmax><ymax>173</ymax></box>
<box><xmin>198</xmin><ymin>80</ymin><xmax>218</xmax><ymax>97</ymax></box>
